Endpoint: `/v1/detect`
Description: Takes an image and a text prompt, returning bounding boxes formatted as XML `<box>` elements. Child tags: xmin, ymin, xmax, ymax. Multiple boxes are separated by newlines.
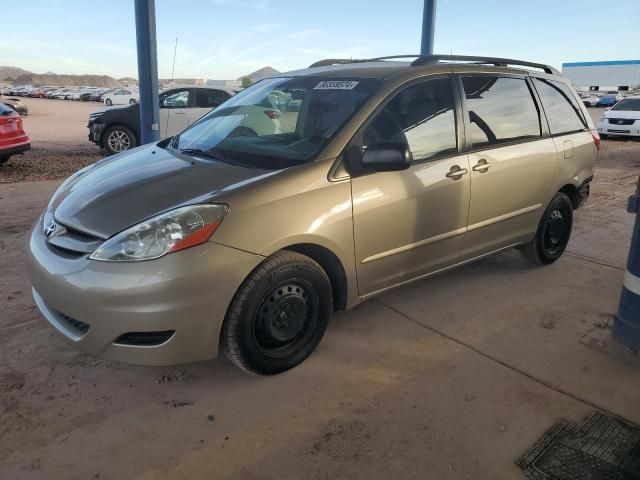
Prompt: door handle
<box><xmin>445</xmin><ymin>165</ymin><xmax>468</xmax><ymax>180</ymax></box>
<box><xmin>472</xmin><ymin>159</ymin><xmax>492</xmax><ymax>172</ymax></box>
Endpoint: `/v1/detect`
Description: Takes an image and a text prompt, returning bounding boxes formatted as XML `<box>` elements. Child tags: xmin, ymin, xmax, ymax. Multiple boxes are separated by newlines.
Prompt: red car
<box><xmin>0</xmin><ymin>102</ymin><xmax>30</xmax><ymax>164</ymax></box>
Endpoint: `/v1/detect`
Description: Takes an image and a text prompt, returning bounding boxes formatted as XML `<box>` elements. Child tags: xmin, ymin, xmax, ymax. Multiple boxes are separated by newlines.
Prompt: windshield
<box><xmin>171</xmin><ymin>76</ymin><xmax>382</xmax><ymax>169</ymax></box>
<box><xmin>612</xmin><ymin>98</ymin><xmax>640</xmax><ymax>111</ymax></box>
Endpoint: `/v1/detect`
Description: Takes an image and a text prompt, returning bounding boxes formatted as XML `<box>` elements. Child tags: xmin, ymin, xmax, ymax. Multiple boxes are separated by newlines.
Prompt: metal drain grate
<box><xmin>517</xmin><ymin>411</ymin><xmax>640</xmax><ymax>480</ymax></box>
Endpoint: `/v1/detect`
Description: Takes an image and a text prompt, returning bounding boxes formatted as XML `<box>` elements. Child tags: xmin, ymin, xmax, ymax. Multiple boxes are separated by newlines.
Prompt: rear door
<box><xmin>458</xmin><ymin>74</ymin><xmax>557</xmax><ymax>259</ymax></box>
<box><xmin>188</xmin><ymin>88</ymin><xmax>231</xmax><ymax>125</ymax></box>
<box><xmin>351</xmin><ymin>76</ymin><xmax>471</xmax><ymax>296</ymax></box>
<box><xmin>530</xmin><ymin>77</ymin><xmax>596</xmax><ymax>192</ymax></box>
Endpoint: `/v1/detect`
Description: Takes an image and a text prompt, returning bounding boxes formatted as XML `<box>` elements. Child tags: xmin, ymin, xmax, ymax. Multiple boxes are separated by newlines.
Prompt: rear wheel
<box><xmin>105</xmin><ymin>98</ymin><xmax>113</xmax><ymax>106</ymax></box>
<box><xmin>222</xmin><ymin>251</ymin><xmax>333</xmax><ymax>375</ymax></box>
<box><xmin>103</xmin><ymin>125</ymin><xmax>137</xmax><ymax>155</ymax></box>
<box><xmin>129</xmin><ymin>98</ymin><xmax>137</xmax><ymax>105</ymax></box>
<box><xmin>0</xmin><ymin>155</ymin><xmax>9</xmax><ymax>165</ymax></box>
<box><xmin>520</xmin><ymin>192</ymin><xmax>573</xmax><ymax>265</ymax></box>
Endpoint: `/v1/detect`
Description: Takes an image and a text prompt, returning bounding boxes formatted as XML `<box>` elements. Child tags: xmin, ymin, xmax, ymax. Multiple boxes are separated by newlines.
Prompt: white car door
<box><xmin>162</xmin><ymin>89</ymin><xmax>191</xmax><ymax>137</ymax></box>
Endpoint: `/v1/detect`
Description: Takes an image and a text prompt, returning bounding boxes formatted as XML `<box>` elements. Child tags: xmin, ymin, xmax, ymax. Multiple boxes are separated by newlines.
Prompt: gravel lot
<box><xmin>0</xmin><ymin>101</ymin><xmax>639</xmax><ymax>479</ymax></box>
<box><xmin>0</xmin><ymin>97</ymin><xmax>105</xmax><ymax>183</ymax></box>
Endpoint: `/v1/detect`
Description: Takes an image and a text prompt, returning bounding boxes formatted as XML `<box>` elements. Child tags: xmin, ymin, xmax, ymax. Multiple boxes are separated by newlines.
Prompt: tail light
<box><xmin>264</xmin><ymin>110</ymin><xmax>281</xmax><ymax>120</ymax></box>
<box><xmin>591</xmin><ymin>131</ymin><xmax>601</xmax><ymax>150</ymax></box>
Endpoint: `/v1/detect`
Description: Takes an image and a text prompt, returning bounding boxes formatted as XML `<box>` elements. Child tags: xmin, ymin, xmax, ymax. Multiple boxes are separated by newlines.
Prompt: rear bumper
<box><xmin>27</xmin><ymin>221</ymin><xmax>264</xmax><ymax>366</ymax></box>
<box><xmin>0</xmin><ymin>141</ymin><xmax>30</xmax><ymax>157</ymax></box>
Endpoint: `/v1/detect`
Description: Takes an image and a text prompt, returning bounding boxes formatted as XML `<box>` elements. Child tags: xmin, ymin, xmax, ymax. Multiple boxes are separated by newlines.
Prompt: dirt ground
<box><xmin>0</xmin><ymin>106</ymin><xmax>639</xmax><ymax>479</ymax></box>
<box><xmin>0</xmin><ymin>97</ymin><xmax>104</xmax><ymax>183</ymax></box>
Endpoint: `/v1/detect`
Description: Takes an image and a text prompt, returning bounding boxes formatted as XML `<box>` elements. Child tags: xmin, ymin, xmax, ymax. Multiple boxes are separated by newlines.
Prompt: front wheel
<box><xmin>103</xmin><ymin>125</ymin><xmax>137</xmax><ymax>155</ymax></box>
<box><xmin>105</xmin><ymin>98</ymin><xmax>113</xmax><ymax>106</ymax></box>
<box><xmin>222</xmin><ymin>251</ymin><xmax>333</xmax><ymax>375</ymax></box>
<box><xmin>129</xmin><ymin>98</ymin><xmax>137</xmax><ymax>105</ymax></box>
<box><xmin>520</xmin><ymin>192</ymin><xmax>573</xmax><ymax>265</ymax></box>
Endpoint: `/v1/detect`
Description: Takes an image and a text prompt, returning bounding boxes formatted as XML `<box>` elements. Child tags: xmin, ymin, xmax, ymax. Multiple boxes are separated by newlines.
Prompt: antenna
<box><xmin>170</xmin><ymin>37</ymin><xmax>178</xmax><ymax>88</ymax></box>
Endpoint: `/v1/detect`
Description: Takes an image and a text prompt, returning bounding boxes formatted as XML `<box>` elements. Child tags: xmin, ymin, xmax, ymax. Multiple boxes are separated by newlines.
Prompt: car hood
<box><xmin>50</xmin><ymin>144</ymin><xmax>276</xmax><ymax>239</ymax></box>
<box><xmin>603</xmin><ymin>110</ymin><xmax>640</xmax><ymax>120</ymax></box>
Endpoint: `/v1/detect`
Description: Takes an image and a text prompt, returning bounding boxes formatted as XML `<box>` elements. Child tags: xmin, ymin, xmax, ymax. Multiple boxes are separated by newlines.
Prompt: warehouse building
<box><xmin>561</xmin><ymin>60</ymin><xmax>640</xmax><ymax>91</ymax></box>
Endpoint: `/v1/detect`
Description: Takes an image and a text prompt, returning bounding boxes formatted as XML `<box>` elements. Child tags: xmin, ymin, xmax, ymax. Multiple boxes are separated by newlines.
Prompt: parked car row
<box><xmin>0</xmin><ymin>85</ymin><xmax>138</xmax><ymax>104</ymax></box>
<box><xmin>578</xmin><ymin>91</ymin><xmax>629</xmax><ymax>107</ymax></box>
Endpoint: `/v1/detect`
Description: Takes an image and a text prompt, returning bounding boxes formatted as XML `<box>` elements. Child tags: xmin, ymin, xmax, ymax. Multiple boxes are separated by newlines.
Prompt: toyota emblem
<box><xmin>44</xmin><ymin>221</ymin><xmax>57</xmax><ymax>238</ymax></box>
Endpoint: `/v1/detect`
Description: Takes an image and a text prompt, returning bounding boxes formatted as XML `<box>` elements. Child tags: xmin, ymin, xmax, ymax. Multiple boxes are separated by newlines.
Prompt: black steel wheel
<box><xmin>520</xmin><ymin>192</ymin><xmax>573</xmax><ymax>265</ymax></box>
<box><xmin>222</xmin><ymin>251</ymin><xmax>332</xmax><ymax>375</ymax></box>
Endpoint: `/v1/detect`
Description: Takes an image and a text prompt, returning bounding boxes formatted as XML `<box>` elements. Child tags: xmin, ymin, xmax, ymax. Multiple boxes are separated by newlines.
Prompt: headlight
<box><xmin>90</xmin><ymin>204</ymin><xmax>228</xmax><ymax>262</ymax></box>
<box><xmin>599</xmin><ymin>115</ymin><xmax>606</xmax><ymax>123</ymax></box>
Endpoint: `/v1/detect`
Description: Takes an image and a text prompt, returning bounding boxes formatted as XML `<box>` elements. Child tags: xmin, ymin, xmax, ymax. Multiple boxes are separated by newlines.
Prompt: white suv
<box><xmin>104</xmin><ymin>88</ymin><xmax>139</xmax><ymax>106</ymax></box>
<box><xmin>596</xmin><ymin>96</ymin><xmax>640</xmax><ymax>138</ymax></box>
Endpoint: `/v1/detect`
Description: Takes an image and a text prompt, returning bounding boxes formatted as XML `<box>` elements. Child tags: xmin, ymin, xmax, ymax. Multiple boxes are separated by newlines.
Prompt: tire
<box><xmin>103</xmin><ymin>125</ymin><xmax>137</xmax><ymax>155</ymax></box>
<box><xmin>129</xmin><ymin>98</ymin><xmax>137</xmax><ymax>105</ymax></box>
<box><xmin>222</xmin><ymin>251</ymin><xmax>333</xmax><ymax>375</ymax></box>
<box><xmin>600</xmin><ymin>134</ymin><xmax>608</xmax><ymax>139</ymax></box>
<box><xmin>105</xmin><ymin>98</ymin><xmax>113</xmax><ymax>106</ymax></box>
<box><xmin>0</xmin><ymin>155</ymin><xmax>9</xmax><ymax>165</ymax></box>
<box><xmin>520</xmin><ymin>192</ymin><xmax>573</xmax><ymax>266</ymax></box>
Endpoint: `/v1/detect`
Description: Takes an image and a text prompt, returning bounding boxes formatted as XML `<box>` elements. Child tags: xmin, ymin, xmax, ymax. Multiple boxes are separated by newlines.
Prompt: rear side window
<box><xmin>363</xmin><ymin>77</ymin><xmax>457</xmax><ymax>161</ymax></box>
<box><xmin>0</xmin><ymin>102</ymin><xmax>14</xmax><ymax>115</ymax></box>
<box><xmin>533</xmin><ymin>78</ymin><xmax>586</xmax><ymax>135</ymax></box>
<box><xmin>195</xmin><ymin>89</ymin><xmax>230</xmax><ymax>108</ymax></box>
<box><xmin>462</xmin><ymin>76</ymin><xmax>541</xmax><ymax>148</ymax></box>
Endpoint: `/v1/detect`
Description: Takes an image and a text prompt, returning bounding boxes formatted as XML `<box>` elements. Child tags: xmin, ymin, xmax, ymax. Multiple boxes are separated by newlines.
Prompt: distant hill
<box><xmin>14</xmin><ymin>73</ymin><xmax>122</xmax><ymax>88</ymax></box>
<box><xmin>238</xmin><ymin>66</ymin><xmax>280</xmax><ymax>83</ymax></box>
<box><xmin>0</xmin><ymin>66</ymin><xmax>31</xmax><ymax>81</ymax></box>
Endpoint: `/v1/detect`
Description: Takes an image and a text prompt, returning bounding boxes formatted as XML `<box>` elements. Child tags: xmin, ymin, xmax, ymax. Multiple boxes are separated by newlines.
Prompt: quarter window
<box><xmin>533</xmin><ymin>78</ymin><xmax>587</xmax><ymax>135</ymax></box>
<box><xmin>162</xmin><ymin>89</ymin><xmax>190</xmax><ymax>108</ymax></box>
<box><xmin>363</xmin><ymin>77</ymin><xmax>457</xmax><ymax>162</ymax></box>
<box><xmin>462</xmin><ymin>76</ymin><xmax>541</xmax><ymax>148</ymax></box>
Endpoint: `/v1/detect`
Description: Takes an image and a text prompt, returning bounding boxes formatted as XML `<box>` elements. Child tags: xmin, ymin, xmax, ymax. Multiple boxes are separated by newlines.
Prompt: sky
<box><xmin>2</xmin><ymin>0</ymin><xmax>639</xmax><ymax>80</ymax></box>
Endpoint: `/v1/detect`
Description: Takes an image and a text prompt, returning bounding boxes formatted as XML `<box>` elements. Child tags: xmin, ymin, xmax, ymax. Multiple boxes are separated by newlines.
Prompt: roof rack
<box><xmin>308</xmin><ymin>54</ymin><xmax>559</xmax><ymax>75</ymax></box>
<box><xmin>411</xmin><ymin>55</ymin><xmax>559</xmax><ymax>75</ymax></box>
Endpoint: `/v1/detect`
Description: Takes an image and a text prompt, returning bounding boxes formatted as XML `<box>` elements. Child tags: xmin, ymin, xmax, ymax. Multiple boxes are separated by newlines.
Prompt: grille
<box><xmin>114</xmin><ymin>331</ymin><xmax>175</xmax><ymax>347</ymax></box>
<box><xmin>60</xmin><ymin>314</ymin><xmax>90</xmax><ymax>335</ymax></box>
<box><xmin>607</xmin><ymin>118</ymin><xmax>635</xmax><ymax>126</ymax></box>
<box><xmin>45</xmin><ymin>220</ymin><xmax>104</xmax><ymax>255</ymax></box>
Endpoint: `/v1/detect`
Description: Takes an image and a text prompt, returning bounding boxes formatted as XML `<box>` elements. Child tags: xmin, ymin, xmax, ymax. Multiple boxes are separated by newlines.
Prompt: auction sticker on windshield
<box><xmin>314</xmin><ymin>80</ymin><xmax>359</xmax><ymax>90</ymax></box>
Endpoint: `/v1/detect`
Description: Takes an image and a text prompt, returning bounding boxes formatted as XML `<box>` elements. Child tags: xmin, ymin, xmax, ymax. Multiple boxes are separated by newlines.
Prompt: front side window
<box><xmin>162</xmin><ymin>89</ymin><xmax>189</xmax><ymax>108</ymax></box>
<box><xmin>462</xmin><ymin>76</ymin><xmax>541</xmax><ymax>148</ymax></box>
<box><xmin>533</xmin><ymin>78</ymin><xmax>586</xmax><ymax>135</ymax></box>
<box><xmin>172</xmin><ymin>76</ymin><xmax>382</xmax><ymax>169</ymax></box>
<box><xmin>363</xmin><ymin>77</ymin><xmax>457</xmax><ymax>161</ymax></box>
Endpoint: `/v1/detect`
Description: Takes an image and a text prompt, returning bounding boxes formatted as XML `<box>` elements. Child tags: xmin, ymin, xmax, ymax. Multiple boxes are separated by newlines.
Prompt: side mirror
<box><xmin>359</xmin><ymin>143</ymin><xmax>411</xmax><ymax>173</ymax></box>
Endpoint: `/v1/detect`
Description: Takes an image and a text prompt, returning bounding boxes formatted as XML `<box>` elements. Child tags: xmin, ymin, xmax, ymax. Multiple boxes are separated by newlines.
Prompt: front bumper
<box><xmin>596</xmin><ymin>121</ymin><xmax>640</xmax><ymax>137</ymax></box>
<box><xmin>88</xmin><ymin>122</ymin><xmax>106</xmax><ymax>146</ymax></box>
<box><xmin>27</xmin><ymin>221</ymin><xmax>264</xmax><ymax>366</ymax></box>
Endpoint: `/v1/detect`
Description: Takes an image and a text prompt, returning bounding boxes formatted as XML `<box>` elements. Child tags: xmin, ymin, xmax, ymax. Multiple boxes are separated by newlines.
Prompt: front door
<box><xmin>161</xmin><ymin>88</ymin><xmax>191</xmax><ymax>137</ymax></box>
<box><xmin>458</xmin><ymin>75</ymin><xmax>557</xmax><ymax>259</ymax></box>
<box><xmin>351</xmin><ymin>76</ymin><xmax>471</xmax><ymax>296</ymax></box>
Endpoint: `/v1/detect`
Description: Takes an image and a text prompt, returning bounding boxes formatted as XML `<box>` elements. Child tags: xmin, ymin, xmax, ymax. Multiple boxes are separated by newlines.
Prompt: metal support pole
<box><xmin>134</xmin><ymin>0</ymin><xmax>160</xmax><ymax>145</ymax></box>
<box><xmin>613</xmin><ymin>176</ymin><xmax>640</xmax><ymax>350</ymax></box>
<box><xmin>420</xmin><ymin>0</ymin><xmax>437</xmax><ymax>56</ymax></box>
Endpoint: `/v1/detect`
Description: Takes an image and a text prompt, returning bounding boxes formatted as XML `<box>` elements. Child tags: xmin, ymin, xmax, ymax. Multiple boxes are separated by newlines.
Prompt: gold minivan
<box><xmin>27</xmin><ymin>55</ymin><xmax>598</xmax><ymax>374</ymax></box>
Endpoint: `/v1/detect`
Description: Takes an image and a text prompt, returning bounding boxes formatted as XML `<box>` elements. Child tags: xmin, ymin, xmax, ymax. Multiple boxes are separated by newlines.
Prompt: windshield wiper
<box><xmin>178</xmin><ymin>148</ymin><xmax>251</xmax><ymax>168</ymax></box>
